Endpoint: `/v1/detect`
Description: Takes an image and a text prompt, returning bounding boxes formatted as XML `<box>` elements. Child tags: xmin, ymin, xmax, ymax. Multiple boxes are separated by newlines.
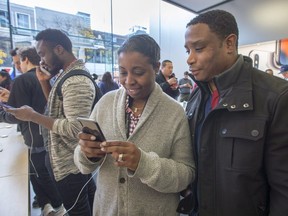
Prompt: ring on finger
<box><xmin>118</xmin><ymin>153</ymin><xmax>124</xmax><ymax>162</ymax></box>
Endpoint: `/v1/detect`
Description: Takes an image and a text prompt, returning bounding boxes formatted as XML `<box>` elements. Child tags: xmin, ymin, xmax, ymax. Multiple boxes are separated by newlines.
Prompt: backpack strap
<box><xmin>56</xmin><ymin>69</ymin><xmax>102</xmax><ymax>108</ymax></box>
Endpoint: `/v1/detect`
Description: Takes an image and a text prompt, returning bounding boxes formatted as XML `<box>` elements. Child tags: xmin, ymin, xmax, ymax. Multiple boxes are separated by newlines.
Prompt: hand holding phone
<box><xmin>0</xmin><ymin>102</ymin><xmax>14</xmax><ymax>109</ymax></box>
<box><xmin>77</xmin><ymin>117</ymin><xmax>106</xmax><ymax>142</ymax></box>
<box><xmin>39</xmin><ymin>66</ymin><xmax>51</xmax><ymax>76</ymax></box>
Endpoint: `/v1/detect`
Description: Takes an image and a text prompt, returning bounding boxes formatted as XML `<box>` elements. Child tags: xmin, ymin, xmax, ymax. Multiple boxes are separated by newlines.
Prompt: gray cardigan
<box><xmin>74</xmin><ymin>84</ymin><xmax>195</xmax><ymax>216</ymax></box>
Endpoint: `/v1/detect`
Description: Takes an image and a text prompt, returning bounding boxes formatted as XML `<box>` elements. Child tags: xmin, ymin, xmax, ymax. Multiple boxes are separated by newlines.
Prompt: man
<box><xmin>9</xmin><ymin>48</ymin><xmax>22</xmax><ymax>77</ymax></box>
<box><xmin>0</xmin><ymin>49</ymin><xmax>22</xmax><ymax>103</ymax></box>
<box><xmin>156</xmin><ymin>60</ymin><xmax>179</xmax><ymax>100</ymax></box>
<box><xmin>278</xmin><ymin>65</ymin><xmax>288</xmax><ymax>80</ymax></box>
<box><xmin>178</xmin><ymin>71</ymin><xmax>193</xmax><ymax>102</ymax></box>
<box><xmin>182</xmin><ymin>10</ymin><xmax>288</xmax><ymax>216</ymax></box>
<box><xmin>0</xmin><ymin>47</ymin><xmax>65</xmax><ymax>215</ymax></box>
<box><xmin>7</xmin><ymin>29</ymin><xmax>96</xmax><ymax>216</ymax></box>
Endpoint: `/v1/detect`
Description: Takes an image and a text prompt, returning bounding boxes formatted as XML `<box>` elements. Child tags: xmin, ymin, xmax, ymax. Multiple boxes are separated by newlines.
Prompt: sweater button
<box><xmin>119</xmin><ymin>177</ymin><xmax>126</xmax><ymax>183</ymax></box>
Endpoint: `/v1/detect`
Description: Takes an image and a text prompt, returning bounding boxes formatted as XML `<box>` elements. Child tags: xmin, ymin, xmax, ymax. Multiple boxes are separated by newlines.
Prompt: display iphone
<box><xmin>40</xmin><ymin>66</ymin><xmax>51</xmax><ymax>76</ymax></box>
<box><xmin>77</xmin><ymin>117</ymin><xmax>106</xmax><ymax>142</ymax></box>
<box><xmin>0</xmin><ymin>102</ymin><xmax>14</xmax><ymax>109</ymax></box>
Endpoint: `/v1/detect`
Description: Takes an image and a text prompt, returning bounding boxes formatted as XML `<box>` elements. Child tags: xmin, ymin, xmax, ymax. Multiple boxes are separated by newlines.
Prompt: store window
<box><xmin>16</xmin><ymin>12</ymin><xmax>30</xmax><ymax>28</ymax></box>
<box><xmin>0</xmin><ymin>9</ymin><xmax>9</xmax><ymax>27</ymax></box>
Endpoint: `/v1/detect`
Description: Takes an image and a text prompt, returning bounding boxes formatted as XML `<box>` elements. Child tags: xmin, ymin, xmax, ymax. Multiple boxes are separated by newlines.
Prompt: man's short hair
<box><xmin>184</xmin><ymin>71</ymin><xmax>189</xmax><ymax>76</ymax></box>
<box><xmin>35</xmin><ymin>28</ymin><xmax>72</xmax><ymax>53</ymax></box>
<box><xmin>17</xmin><ymin>47</ymin><xmax>41</xmax><ymax>66</ymax></box>
<box><xmin>9</xmin><ymin>48</ymin><xmax>19</xmax><ymax>57</ymax></box>
<box><xmin>186</xmin><ymin>10</ymin><xmax>239</xmax><ymax>48</ymax></box>
<box><xmin>161</xmin><ymin>60</ymin><xmax>172</xmax><ymax>68</ymax></box>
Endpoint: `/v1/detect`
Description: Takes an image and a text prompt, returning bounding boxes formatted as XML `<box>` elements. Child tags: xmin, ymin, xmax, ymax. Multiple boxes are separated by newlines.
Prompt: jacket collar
<box><xmin>192</xmin><ymin>55</ymin><xmax>254</xmax><ymax>112</ymax></box>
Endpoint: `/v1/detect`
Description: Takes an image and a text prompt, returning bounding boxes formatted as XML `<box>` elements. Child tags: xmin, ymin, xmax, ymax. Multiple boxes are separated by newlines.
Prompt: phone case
<box><xmin>0</xmin><ymin>102</ymin><xmax>14</xmax><ymax>109</ymax></box>
<box><xmin>77</xmin><ymin>117</ymin><xmax>106</xmax><ymax>141</ymax></box>
<box><xmin>40</xmin><ymin>66</ymin><xmax>51</xmax><ymax>76</ymax></box>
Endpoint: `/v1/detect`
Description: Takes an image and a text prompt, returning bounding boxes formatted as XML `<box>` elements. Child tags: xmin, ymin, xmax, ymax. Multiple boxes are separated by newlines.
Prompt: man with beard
<box><xmin>6</xmin><ymin>29</ymin><xmax>97</xmax><ymax>216</ymax></box>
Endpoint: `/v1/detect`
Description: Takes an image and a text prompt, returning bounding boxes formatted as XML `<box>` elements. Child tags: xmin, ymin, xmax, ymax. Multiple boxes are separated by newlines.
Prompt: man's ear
<box><xmin>23</xmin><ymin>57</ymin><xmax>28</xmax><ymax>64</ymax></box>
<box><xmin>154</xmin><ymin>62</ymin><xmax>161</xmax><ymax>74</ymax></box>
<box><xmin>53</xmin><ymin>45</ymin><xmax>65</xmax><ymax>56</ymax></box>
<box><xmin>225</xmin><ymin>34</ymin><xmax>237</xmax><ymax>54</ymax></box>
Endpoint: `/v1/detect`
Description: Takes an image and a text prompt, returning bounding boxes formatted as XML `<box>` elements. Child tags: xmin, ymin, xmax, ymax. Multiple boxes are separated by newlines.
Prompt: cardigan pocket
<box><xmin>219</xmin><ymin>119</ymin><xmax>266</xmax><ymax>171</ymax></box>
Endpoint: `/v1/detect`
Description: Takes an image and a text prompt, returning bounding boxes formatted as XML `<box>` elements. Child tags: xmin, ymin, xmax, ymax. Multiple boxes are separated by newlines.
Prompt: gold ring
<box><xmin>118</xmin><ymin>153</ymin><xmax>124</xmax><ymax>162</ymax></box>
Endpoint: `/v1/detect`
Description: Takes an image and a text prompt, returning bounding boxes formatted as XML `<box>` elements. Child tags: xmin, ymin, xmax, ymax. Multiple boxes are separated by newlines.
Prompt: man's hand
<box><xmin>0</xmin><ymin>87</ymin><xmax>10</xmax><ymax>102</ymax></box>
<box><xmin>5</xmin><ymin>105</ymin><xmax>36</xmax><ymax>122</ymax></box>
<box><xmin>36</xmin><ymin>66</ymin><xmax>51</xmax><ymax>82</ymax></box>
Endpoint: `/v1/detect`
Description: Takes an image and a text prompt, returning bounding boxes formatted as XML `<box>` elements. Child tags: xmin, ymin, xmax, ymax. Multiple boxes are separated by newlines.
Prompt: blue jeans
<box><xmin>45</xmin><ymin>152</ymin><xmax>96</xmax><ymax>216</ymax></box>
<box><xmin>29</xmin><ymin>150</ymin><xmax>62</xmax><ymax>209</ymax></box>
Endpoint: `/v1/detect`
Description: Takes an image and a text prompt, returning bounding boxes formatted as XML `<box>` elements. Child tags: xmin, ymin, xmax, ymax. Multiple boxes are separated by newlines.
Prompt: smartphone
<box><xmin>77</xmin><ymin>117</ymin><xmax>106</xmax><ymax>141</ymax></box>
<box><xmin>40</xmin><ymin>66</ymin><xmax>51</xmax><ymax>76</ymax></box>
<box><xmin>0</xmin><ymin>102</ymin><xmax>14</xmax><ymax>109</ymax></box>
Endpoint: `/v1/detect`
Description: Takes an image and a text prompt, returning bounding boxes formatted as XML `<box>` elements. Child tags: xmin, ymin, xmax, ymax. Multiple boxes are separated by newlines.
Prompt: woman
<box><xmin>74</xmin><ymin>34</ymin><xmax>195</xmax><ymax>216</ymax></box>
<box><xmin>98</xmin><ymin>71</ymin><xmax>119</xmax><ymax>95</ymax></box>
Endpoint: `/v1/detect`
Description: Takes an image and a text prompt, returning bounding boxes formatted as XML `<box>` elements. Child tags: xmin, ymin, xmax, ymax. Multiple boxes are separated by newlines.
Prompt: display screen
<box><xmin>279</xmin><ymin>38</ymin><xmax>288</xmax><ymax>65</ymax></box>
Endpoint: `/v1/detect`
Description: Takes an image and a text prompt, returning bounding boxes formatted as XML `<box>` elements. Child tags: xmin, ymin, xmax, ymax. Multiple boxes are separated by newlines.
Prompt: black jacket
<box><xmin>156</xmin><ymin>71</ymin><xmax>179</xmax><ymax>100</ymax></box>
<box><xmin>186</xmin><ymin>56</ymin><xmax>288</xmax><ymax>216</ymax></box>
<box><xmin>0</xmin><ymin>68</ymin><xmax>46</xmax><ymax>148</ymax></box>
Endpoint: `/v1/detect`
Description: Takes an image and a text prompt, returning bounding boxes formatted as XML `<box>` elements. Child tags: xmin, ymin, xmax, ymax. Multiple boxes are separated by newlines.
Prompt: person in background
<box><xmin>278</xmin><ymin>65</ymin><xmax>288</xmax><ymax>80</ymax></box>
<box><xmin>0</xmin><ymin>69</ymin><xmax>12</xmax><ymax>90</ymax></box>
<box><xmin>113</xmin><ymin>76</ymin><xmax>120</xmax><ymax>87</ymax></box>
<box><xmin>92</xmin><ymin>73</ymin><xmax>98</xmax><ymax>81</ymax></box>
<box><xmin>181</xmin><ymin>9</ymin><xmax>288</xmax><ymax>216</ymax></box>
<box><xmin>265</xmin><ymin>68</ymin><xmax>274</xmax><ymax>75</ymax></box>
<box><xmin>0</xmin><ymin>86</ymin><xmax>10</xmax><ymax>102</ymax></box>
<box><xmin>0</xmin><ymin>47</ymin><xmax>65</xmax><ymax>215</ymax></box>
<box><xmin>74</xmin><ymin>34</ymin><xmax>195</xmax><ymax>216</ymax></box>
<box><xmin>98</xmin><ymin>71</ymin><xmax>119</xmax><ymax>95</ymax></box>
<box><xmin>6</xmin><ymin>28</ymin><xmax>96</xmax><ymax>216</ymax></box>
<box><xmin>156</xmin><ymin>60</ymin><xmax>180</xmax><ymax>100</ymax></box>
<box><xmin>9</xmin><ymin>48</ymin><xmax>22</xmax><ymax>77</ymax></box>
<box><xmin>178</xmin><ymin>71</ymin><xmax>193</xmax><ymax>102</ymax></box>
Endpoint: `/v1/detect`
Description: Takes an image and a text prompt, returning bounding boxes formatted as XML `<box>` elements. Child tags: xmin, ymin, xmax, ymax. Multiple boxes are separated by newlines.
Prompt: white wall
<box><xmin>150</xmin><ymin>1</ymin><xmax>196</xmax><ymax>79</ymax></box>
<box><xmin>239</xmin><ymin>40</ymin><xmax>282</xmax><ymax>78</ymax></box>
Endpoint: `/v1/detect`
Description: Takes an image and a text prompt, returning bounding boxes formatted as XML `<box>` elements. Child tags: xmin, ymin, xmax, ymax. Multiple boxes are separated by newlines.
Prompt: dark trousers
<box><xmin>29</xmin><ymin>150</ymin><xmax>63</xmax><ymax>209</ymax></box>
<box><xmin>45</xmin><ymin>152</ymin><xmax>96</xmax><ymax>216</ymax></box>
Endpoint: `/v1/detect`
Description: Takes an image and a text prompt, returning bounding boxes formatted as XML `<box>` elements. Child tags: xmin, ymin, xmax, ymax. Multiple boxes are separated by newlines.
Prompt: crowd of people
<box><xmin>0</xmin><ymin>9</ymin><xmax>288</xmax><ymax>216</ymax></box>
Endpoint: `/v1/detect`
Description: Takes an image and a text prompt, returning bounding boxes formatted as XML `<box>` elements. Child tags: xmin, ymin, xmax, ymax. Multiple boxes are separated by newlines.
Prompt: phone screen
<box><xmin>77</xmin><ymin>117</ymin><xmax>106</xmax><ymax>141</ymax></box>
<box><xmin>0</xmin><ymin>102</ymin><xmax>14</xmax><ymax>109</ymax></box>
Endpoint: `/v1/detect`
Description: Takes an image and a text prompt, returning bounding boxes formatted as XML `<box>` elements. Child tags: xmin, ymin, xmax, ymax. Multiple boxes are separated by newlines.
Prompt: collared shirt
<box><xmin>125</xmin><ymin>96</ymin><xmax>141</xmax><ymax>137</ymax></box>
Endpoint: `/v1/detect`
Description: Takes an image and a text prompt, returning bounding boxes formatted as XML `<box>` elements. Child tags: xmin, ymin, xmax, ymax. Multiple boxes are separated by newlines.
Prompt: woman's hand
<box><xmin>100</xmin><ymin>141</ymin><xmax>141</xmax><ymax>171</ymax></box>
<box><xmin>78</xmin><ymin>132</ymin><xmax>106</xmax><ymax>159</ymax></box>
